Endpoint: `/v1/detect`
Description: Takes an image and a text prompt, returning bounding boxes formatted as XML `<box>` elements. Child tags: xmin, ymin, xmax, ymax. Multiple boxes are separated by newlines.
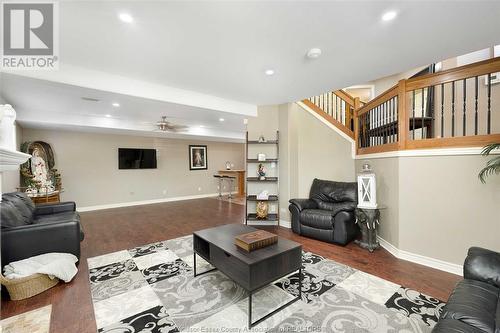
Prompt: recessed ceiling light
<box><xmin>219</xmin><ymin>118</ymin><xmax>225</xmax><ymax>122</ymax></box>
<box><xmin>112</xmin><ymin>102</ymin><xmax>120</xmax><ymax>107</ymax></box>
<box><xmin>105</xmin><ymin>114</ymin><xmax>112</xmax><ymax>118</ymax></box>
<box><xmin>381</xmin><ymin>11</ymin><xmax>397</xmax><ymax>21</ymax></box>
<box><xmin>119</xmin><ymin>13</ymin><xmax>133</xmax><ymax>23</ymax></box>
<box><xmin>306</xmin><ymin>48</ymin><xmax>322</xmax><ymax>59</ymax></box>
<box><xmin>264</xmin><ymin>69</ymin><xmax>275</xmax><ymax>76</ymax></box>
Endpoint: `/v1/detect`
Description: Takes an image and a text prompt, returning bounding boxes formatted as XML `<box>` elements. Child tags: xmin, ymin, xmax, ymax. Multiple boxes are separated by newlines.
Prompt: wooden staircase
<box><xmin>301</xmin><ymin>57</ymin><xmax>500</xmax><ymax>155</ymax></box>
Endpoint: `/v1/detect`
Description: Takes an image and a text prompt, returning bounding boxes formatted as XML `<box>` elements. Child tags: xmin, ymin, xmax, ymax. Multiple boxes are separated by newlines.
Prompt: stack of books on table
<box><xmin>234</xmin><ymin>230</ymin><xmax>278</xmax><ymax>252</ymax></box>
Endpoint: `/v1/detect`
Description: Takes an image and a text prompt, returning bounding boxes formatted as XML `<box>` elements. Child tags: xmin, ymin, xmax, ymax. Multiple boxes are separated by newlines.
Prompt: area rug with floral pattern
<box><xmin>87</xmin><ymin>234</ymin><xmax>445</xmax><ymax>333</ymax></box>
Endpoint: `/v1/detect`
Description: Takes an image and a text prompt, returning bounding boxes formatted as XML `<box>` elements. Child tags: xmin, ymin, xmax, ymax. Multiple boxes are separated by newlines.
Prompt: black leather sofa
<box><xmin>1</xmin><ymin>192</ymin><xmax>84</xmax><ymax>266</ymax></box>
<box><xmin>433</xmin><ymin>247</ymin><xmax>500</xmax><ymax>332</ymax></box>
<box><xmin>288</xmin><ymin>178</ymin><xmax>358</xmax><ymax>245</ymax></box>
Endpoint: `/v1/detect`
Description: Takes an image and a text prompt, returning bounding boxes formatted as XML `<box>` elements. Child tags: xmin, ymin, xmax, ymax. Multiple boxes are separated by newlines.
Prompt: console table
<box><xmin>193</xmin><ymin>224</ymin><xmax>302</xmax><ymax>328</ymax></box>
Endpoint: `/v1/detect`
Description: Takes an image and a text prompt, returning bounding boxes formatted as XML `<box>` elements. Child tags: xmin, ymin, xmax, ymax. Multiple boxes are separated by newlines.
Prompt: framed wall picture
<box><xmin>189</xmin><ymin>145</ymin><xmax>208</xmax><ymax>170</ymax></box>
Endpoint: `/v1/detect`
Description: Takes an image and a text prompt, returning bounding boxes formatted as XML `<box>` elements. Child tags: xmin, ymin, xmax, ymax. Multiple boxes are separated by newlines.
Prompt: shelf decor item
<box><xmin>257</xmin><ymin>190</ymin><xmax>269</xmax><ymax>200</ymax></box>
<box><xmin>225</xmin><ymin>161</ymin><xmax>232</xmax><ymax>170</ymax></box>
<box><xmin>257</xmin><ymin>163</ymin><xmax>266</xmax><ymax>180</ymax></box>
<box><xmin>189</xmin><ymin>145</ymin><xmax>208</xmax><ymax>170</ymax></box>
<box><xmin>258</xmin><ymin>134</ymin><xmax>266</xmax><ymax>143</ymax></box>
<box><xmin>234</xmin><ymin>230</ymin><xmax>278</xmax><ymax>252</ymax></box>
<box><xmin>357</xmin><ymin>163</ymin><xmax>377</xmax><ymax>209</ymax></box>
<box><xmin>257</xmin><ymin>153</ymin><xmax>266</xmax><ymax>161</ymax></box>
<box><xmin>256</xmin><ymin>201</ymin><xmax>269</xmax><ymax>219</ymax></box>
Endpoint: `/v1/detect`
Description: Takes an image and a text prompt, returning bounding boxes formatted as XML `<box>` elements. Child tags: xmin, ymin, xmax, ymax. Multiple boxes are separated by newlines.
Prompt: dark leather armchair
<box><xmin>1</xmin><ymin>192</ymin><xmax>84</xmax><ymax>266</ymax></box>
<box><xmin>289</xmin><ymin>178</ymin><xmax>358</xmax><ymax>245</ymax></box>
<box><xmin>432</xmin><ymin>247</ymin><xmax>500</xmax><ymax>332</ymax></box>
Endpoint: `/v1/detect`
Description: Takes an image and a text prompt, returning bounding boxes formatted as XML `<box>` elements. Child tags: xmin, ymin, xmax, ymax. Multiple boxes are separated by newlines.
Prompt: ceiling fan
<box><xmin>155</xmin><ymin>116</ymin><xmax>188</xmax><ymax>132</ymax></box>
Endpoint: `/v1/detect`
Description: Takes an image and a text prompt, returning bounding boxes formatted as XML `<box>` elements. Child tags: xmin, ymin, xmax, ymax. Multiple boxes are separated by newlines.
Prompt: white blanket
<box><xmin>3</xmin><ymin>253</ymin><xmax>78</xmax><ymax>283</ymax></box>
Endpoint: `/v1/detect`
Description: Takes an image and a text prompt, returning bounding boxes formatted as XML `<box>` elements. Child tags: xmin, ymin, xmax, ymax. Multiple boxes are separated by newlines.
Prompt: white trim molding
<box><xmin>0</xmin><ymin>147</ymin><xmax>31</xmax><ymax>171</ymax></box>
<box><xmin>377</xmin><ymin>236</ymin><xmax>463</xmax><ymax>276</ymax></box>
<box><xmin>279</xmin><ymin>220</ymin><xmax>292</xmax><ymax>228</ymax></box>
<box><xmin>78</xmin><ymin>192</ymin><xmax>235</xmax><ymax>212</ymax></box>
<box><xmin>355</xmin><ymin>146</ymin><xmax>498</xmax><ymax>160</ymax></box>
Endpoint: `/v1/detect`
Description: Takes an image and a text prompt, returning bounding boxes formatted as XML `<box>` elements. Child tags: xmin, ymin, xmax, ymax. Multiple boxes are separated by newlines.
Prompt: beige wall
<box><xmin>355</xmin><ymin>158</ymin><xmax>400</xmax><ymax>247</ymax></box>
<box><xmin>21</xmin><ymin>128</ymin><xmax>244</xmax><ymax>207</ymax></box>
<box><xmin>357</xmin><ymin>154</ymin><xmax>500</xmax><ymax>265</ymax></box>
<box><xmin>293</xmin><ymin>104</ymin><xmax>355</xmax><ymax>197</ymax></box>
<box><xmin>398</xmin><ymin>155</ymin><xmax>500</xmax><ymax>264</ymax></box>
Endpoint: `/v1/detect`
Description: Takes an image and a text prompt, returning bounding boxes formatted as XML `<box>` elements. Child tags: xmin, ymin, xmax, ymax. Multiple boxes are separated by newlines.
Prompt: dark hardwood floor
<box><xmin>1</xmin><ymin>198</ymin><xmax>461</xmax><ymax>333</ymax></box>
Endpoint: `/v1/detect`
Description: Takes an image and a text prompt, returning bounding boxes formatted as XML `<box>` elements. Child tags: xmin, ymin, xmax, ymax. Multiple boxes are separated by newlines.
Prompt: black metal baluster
<box><xmin>421</xmin><ymin>88</ymin><xmax>425</xmax><ymax>139</ymax></box>
<box><xmin>451</xmin><ymin>81</ymin><xmax>455</xmax><ymax>137</ymax></box>
<box><xmin>368</xmin><ymin>110</ymin><xmax>372</xmax><ymax>147</ymax></box>
<box><xmin>395</xmin><ymin>95</ymin><xmax>398</xmax><ymax>141</ymax></box>
<box><xmin>365</xmin><ymin>112</ymin><xmax>369</xmax><ymax>147</ymax></box>
<box><xmin>382</xmin><ymin>101</ymin><xmax>389</xmax><ymax>144</ymax></box>
<box><xmin>359</xmin><ymin>116</ymin><xmax>363</xmax><ymax>148</ymax></box>
<box><xmin>441</xmin><ymin>83</ymin><xmax>444</xmax><ymax>137</ymax></box>
<box><xmin>474</xmin><ymin>77</ymin><xmax>478</xmax><ymax>135</ymax></box>
<box><xmin>412</xmin><ymin>90</ymin><xmax>416</xmax><ymax>139</ymax></box>
<box><xmin>385</xmin><ymin>99</ymin><xmax>392</xmax><ymax>143</ymax></box>
<box><xmin>463</xmin><ymin>79</ymin><xmax>466</xmax><ymax>136</ymax></box>
<box><xmin>487</xmin><ymin>73</ymin><xmax>491</xmax><ymax>134</ymax></box>
<box><xmin>379</xmin><ymin>105</ymin><xmax>382</xmax><ymax>145</ymax></box>
<box><xmin>391</xmin><ymin>98</ymin><xmax>395</xmax><ymax>143</ymax></box>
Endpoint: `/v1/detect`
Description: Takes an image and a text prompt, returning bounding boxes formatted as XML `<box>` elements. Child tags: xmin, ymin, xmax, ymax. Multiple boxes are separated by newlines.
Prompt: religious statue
<box><xmin>20</xmin><ymin>141</ymin><xmax>61</xmax><ymax>194</ymax></box>
<box><xmin>31</xmin><ymin>147</ymin><xmax>51</xmax><ymax>189</ymax></box>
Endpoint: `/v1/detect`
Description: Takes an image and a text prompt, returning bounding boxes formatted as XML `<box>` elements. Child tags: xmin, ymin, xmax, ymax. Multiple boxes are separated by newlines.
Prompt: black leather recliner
<box><xmin>288</xmin><ymin>178</ymin><xmax>358</xmax><ymax>245</ymax></box>
<box><xmin>433</xmin><ymin>247</ymin><xmax>500</xmax><ymax>332</ymax></box>
<box><xmin>1</xmin><ymin>192</ymin><xmax>84</xmax><ymax>266</ymax></box>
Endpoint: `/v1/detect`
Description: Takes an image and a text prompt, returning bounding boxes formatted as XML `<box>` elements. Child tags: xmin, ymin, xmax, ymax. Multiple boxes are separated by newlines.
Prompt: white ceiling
<box><xmin>0</xmin><ymin>73</ymin><xmax>247</xmax><ymax>142</ymax></box>
<box><xmin>2</xmin><ymin>1</ymin><xmax>500</xmax><ymax>141</ymax></box>
<box><xmin>56</xmin><ymin>1</ymin><xmax>500</xmax><ymax>104</ymax></box>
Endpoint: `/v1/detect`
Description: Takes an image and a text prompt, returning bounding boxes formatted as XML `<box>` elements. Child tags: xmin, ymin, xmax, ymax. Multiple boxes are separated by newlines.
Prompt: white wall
<box><xmin>21</xmin><ymin>128</ymin><xmax>244</xmax><ymax>207</ymax></box>
<box><xmin>1</xmin><ymin>123</ymin><xmax>23</xmax><ymax>192</ymax></box>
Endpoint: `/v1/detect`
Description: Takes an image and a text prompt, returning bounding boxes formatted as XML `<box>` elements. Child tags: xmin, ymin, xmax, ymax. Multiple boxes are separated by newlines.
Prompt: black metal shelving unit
<box><xmin>245</xmin><ymin>131</ymin><xmax>279</xmax><ymax>225</ymax></box>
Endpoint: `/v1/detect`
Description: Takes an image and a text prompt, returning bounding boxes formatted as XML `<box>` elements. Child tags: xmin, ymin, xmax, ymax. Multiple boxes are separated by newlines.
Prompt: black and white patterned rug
<box><xmin>87</xmin><ymin>234</ymin><xmax>445</xmax><ymax>332</ymax></box>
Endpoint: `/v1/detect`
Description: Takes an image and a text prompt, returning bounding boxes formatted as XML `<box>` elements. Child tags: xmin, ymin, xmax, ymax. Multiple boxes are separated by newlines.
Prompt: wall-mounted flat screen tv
<box><xmin>118</xmin><ymin>148</ymin><xmax>157</xmax><ymax>169</ymax></box>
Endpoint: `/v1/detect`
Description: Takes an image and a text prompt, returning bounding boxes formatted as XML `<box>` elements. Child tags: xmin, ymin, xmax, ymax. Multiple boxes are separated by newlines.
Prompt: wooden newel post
<box><xmin>397</xmin><ymin>79</ymin><xmax>407</xmax><ymax>150</ymax></box>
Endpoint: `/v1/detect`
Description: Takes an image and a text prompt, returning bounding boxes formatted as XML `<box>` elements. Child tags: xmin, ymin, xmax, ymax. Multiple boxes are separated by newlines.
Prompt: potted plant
<box><xmin>478</xmin><ymin>143</ymin><xmax>500</xmax><ymax>183</ymax></box>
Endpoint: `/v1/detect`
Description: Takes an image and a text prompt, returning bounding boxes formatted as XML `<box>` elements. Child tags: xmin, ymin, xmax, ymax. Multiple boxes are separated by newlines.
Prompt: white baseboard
<box><xmin>377</xmin><ymin>236</ymin><xmax>463</xmax><ymax>276</ymax></box>
<box><xmin>78</xmin><ymin>192</ymin><xmax>236</xmax><ymax>212</ymax></box>
<box><xmin>279</xmin><ymin>220</ymin><xmax>292</xmax><ymax>228</ymax></box>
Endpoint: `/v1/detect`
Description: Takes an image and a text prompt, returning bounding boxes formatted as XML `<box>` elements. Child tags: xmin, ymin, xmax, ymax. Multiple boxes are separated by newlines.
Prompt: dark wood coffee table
<box><xmin>193</xmin><ymin>224</ymin><xmax>302</xmax><ymax>328</ymax></box>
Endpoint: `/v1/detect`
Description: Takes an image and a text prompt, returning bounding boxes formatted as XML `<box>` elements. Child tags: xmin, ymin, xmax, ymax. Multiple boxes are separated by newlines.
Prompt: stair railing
<box><xmin>302</xmin><ymin>90</ymin><xmax>355</xmax><ymax>139</ymax></box>
<box><xmin>354</xmin><ymin>57</ymin><xmax>500</xmax><ymax>155</ymax></box>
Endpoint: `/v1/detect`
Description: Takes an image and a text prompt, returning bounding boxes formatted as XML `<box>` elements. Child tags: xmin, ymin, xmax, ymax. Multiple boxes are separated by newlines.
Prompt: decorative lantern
<box><xmin>357</xmin><ymin>163</ymin><xmax>377</xmax><ymax>208</ymax></box>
